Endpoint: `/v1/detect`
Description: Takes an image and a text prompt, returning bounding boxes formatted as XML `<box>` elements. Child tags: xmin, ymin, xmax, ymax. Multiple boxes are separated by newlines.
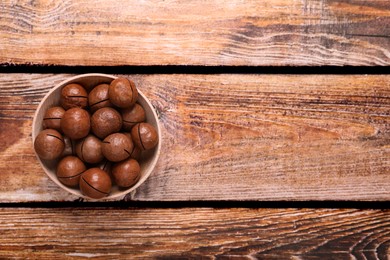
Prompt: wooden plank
<box><xmin>0</xmin><ymin>208</ymin><xmax>388</xmax><ymax>259</ymax></box>
<box><xmin>0</xmin><ymin>0</ymin><xmax>389</xmax><ymax>66</ymax></box>
<box><xmin>0</xmin><ymin>74</ymin><xmax>389</xmax><ymax>202</ymax></box>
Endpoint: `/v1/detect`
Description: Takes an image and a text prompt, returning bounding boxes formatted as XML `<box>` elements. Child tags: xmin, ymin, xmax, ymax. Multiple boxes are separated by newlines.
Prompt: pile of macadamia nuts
<box><xmin>34</xmin><ymin>77</ymin><xmax>158</xmax><ymax>199</ymax></box>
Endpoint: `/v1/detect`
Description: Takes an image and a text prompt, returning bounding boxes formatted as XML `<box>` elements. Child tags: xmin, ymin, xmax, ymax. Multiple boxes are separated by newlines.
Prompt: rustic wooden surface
<box><xmin>1</xmin><ymin>1</ymin><xmax>389</xmax><ymax>258</ymax></box>
<box><xmin>0</xmin><ymin>73</ymin><xmax>388</xmax><ymax>202</ymax></box>
<box><xmin>0</xmin><ymin>0</ymin><xmax>390</xmax><ymax>66</ymax></box>
<box><xmin>0</xmin><ymin>208</ymin><xmax>388</xmax><ymax>259</ymax></box>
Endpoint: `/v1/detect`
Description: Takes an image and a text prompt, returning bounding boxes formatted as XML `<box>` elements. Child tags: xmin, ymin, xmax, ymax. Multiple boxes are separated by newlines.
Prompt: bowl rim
<box><xmin>32</xmin><ymin>73</ymin><xmax>161</xmax><ymax>200</ymax></box>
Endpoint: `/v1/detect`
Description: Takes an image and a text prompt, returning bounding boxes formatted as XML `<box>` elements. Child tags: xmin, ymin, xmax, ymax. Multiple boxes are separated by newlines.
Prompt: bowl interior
<box><xmin>32</xmin><ymin>74</ymin><xmax>161</xmax><ymax>200</ymax></box>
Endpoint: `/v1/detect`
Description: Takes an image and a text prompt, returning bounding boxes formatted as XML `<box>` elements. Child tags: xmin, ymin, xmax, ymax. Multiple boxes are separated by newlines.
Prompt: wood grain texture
<box><xmin>0</xmin><ymin>0</ymin><xmax>389</xmax><ymax>66</ymax></box>
<box><xmin>0</xmin><ymin>74</ymin><xmax>389</xmax><ymax>202</ymax></box>
<box><xmin>0</xmin><ymin>208</ymin><xmax>388</xmax><ymax>259</ymax></box>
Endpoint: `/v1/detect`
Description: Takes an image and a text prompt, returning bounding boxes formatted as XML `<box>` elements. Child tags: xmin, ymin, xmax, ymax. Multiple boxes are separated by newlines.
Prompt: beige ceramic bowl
<box><xmin>32</xmin><ymin>73</ymin><xmax>161</xmax><ymax>200</ymax></box>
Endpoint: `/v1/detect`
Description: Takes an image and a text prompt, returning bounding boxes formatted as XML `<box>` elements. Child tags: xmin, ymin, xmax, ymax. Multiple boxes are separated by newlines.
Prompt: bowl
<box><xmin>32</xmin><ymin>73</ymin><xmax>161</xmax><ymax>200</ymax></box>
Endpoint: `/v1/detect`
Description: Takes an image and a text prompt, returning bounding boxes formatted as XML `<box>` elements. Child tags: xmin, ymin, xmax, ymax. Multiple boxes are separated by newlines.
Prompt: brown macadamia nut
<box><xmin>128</xmin><ymin>143</ymin><xmax>142</xmax><ymax>160</ymax></box>
<box><xmin>91</xmin><ymin>107</ymin><xmax>122</xmax><ymax>139</ymax></box>
<box><xmin>121</xmin><ymin>103</ymin><xmax>145</xmax><ymax>131</ymax></box>
<box><xmin>123</xmin><ymin>132</ymin><xmax>142</xmax><ymax>160</ymax></box>
<box><xmin>61</xmin><ymin>108</ymin><xmax>90</xmax><ymax>140</ymax></box>
<box><xmin>76</xmin><ymin>134</ymin><xmax>104</xmax><ymax>164</ymax></box>
<box><xmin>88</xmin><ymin>83</ymin><xmax>112</xmax><ymax>113</ymax></box>
<box><xmin>79</xmin><ymin>168</ymin><xmax>112</xmax><ymax>199</ymax></box>
<box><xmin>108</xmin><ymin>77</ymin><xmax>138</xmax><ymax>108</ymax></box>
<box><xmin>101</xmin><ymin>133</ymin><xmax>133</xmax><ymax>162</ymax></box>
<box><xmin>34</xmin><ymin>129</ymin><xmax>65</xmax><ymax>160</ymax></box>
<box><xmin>56</xmin><ymin>156</ymin><xmax>86</xmax><ymax>187</ymax></box>
<box><xmin>131</xmin><ymin>123</ymin><xmax>158</xmax><ymax>150</ymax></box>
<box><xmin>96</xmin><ymin>160</ymin><xmax>113</xmax><ymax>182</ymax></box>
<box><xmin>97</xmin><ymin>160</ymin><xmax>112</xmax><ymax>175</ymax></box>
<box><xmin>112</xmin><ymin>158</ymin><xmax>141</xmax><ymax>188</ymax></box>
<box><xmin>60</xmin><ymin>83</ymin><xmax>88</xmax><ymax>110</ymax></box>
<box><xmin>43</xmin><ymin>106</ymin><xmax>65</xmax><ymax>132</ymax></box>
<box><xmin>62</xmin><ymin>136</ymin><xmax>75</xmax><ymax>157</ymax></box>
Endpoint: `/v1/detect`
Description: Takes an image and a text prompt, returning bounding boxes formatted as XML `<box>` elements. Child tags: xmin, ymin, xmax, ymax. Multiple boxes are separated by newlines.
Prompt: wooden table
<box><xmin>0</xmin><ymin>0</ymin><xmax>389</xmax><ymax>258</ymax></box>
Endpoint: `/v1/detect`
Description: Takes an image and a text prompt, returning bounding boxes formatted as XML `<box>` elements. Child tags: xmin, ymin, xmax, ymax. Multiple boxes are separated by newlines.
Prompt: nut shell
<box><xmin>43</xmin><ymin>106</ymin><xmax>65</xmax><ymax>132</ymax></box>
<box><xmin>61</xmin><ymin>136</ymin><xmax>75</xmax><ymax>157</ymax></box>
<box><xmin>34</xmin><ymin>129</ymin><xmax>65</xmax><ymax>160</ymax></box>
<box><xmin>112</xmin><ymin>158</ymin><xmax>141</xmax><ymax>188</ymax></box>
<box><xmin>108</xmin><ymin>77</ymin><xmax>138</xmax><ymax>108</ymax></box>
<box><xmin>61</xmin><ymin>108</ymin><xmax>90</xmax><ymax>140</ymax></box>
<box><xmin>91</xmin><ymin>107</ymin><xmax>122</xmax><ymax>139</ymax></box>
<box><xmin>102</xmin><ymin>133</ymin><xmax>134</xmax><ymax>162</ymax></box>
<box><xmin>131</xmin><ymin>123</ymin><xmax>158</xmax><ymax>150</ymax></box>
<box><xmin>97</xmin><ymin>160</ymin><xmax>112</xmax><ymax>175</ymax></box>
<box><xmin>79</xmin><ymin>168</ymin><xmax>112</xmax><ymax>199</ymax></box>
<box><xmin>121</xmin><ymin>103</ymin><xmax>145</xmax><ymax>131</ymax></box>
<box><xmin>60</xmin><ymin>83</ymin><xmax>88</xmax><ymax>110</ymax></box>
<box><xmin>88</xmin><ymin>83</ymin><xmax>112</xmax><ymax>113</ymax></box>
<box><xmin>56</xmin><ymin>156</ymin><xmax>86</xmax><ymax>187</ymax></box>
<box><xmin>76</xmin><ymin>134</ymin><xmax>104</xmax><ymax>164</ymax></box>
<box><xmin>123</xmin><ymin>132</ymin><xmax>142</xmax><ymax>160</ymax></box>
